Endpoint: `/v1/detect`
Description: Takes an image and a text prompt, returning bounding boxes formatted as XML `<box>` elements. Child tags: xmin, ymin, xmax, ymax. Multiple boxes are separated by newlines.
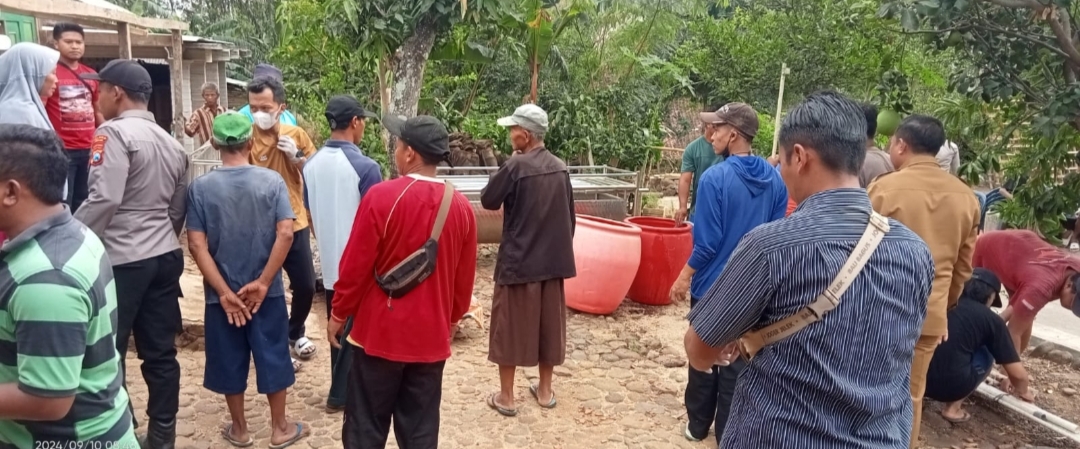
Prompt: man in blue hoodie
<box><xmin>669</xmin><ymin>102</ymin><xmax>788</xmax><ymax>444</ymax></box>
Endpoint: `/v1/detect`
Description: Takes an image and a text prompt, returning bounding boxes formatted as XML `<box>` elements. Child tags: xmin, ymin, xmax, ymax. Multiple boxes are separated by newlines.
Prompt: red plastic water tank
<box><xmin>624</xmin><ymin>216</ymin><xmax>693</xmax><ymax>306</ymax></box>
<box><xmin>564</xmin><ymin>215</ymin><xmax>642</xmax><ymax>315</ymax></box>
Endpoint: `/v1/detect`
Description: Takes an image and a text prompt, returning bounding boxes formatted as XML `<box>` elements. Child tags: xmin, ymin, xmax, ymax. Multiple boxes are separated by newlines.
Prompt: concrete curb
<box><xmin>1029</xmin><ymin>331</ymin><xmax>1080</xmax><ymax>370</ymax></box>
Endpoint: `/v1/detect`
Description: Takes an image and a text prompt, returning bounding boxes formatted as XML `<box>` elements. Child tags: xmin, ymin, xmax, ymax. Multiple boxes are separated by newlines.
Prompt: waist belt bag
<box><xmin>376</xmin><ymin>179</ymin><xmax>455</xmax><ymax>298</ymax></box>
<box><xmin>737</xmin><ymin>211</ymin><xmax>890</xmax><ymax>360</ymax></box>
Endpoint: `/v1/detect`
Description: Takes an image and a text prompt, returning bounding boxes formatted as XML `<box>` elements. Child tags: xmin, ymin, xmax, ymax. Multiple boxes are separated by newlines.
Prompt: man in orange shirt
<box><xmin>246</xmin><ymin>76</ymin><xmax>319</xmax><ymax>371</ymax></box>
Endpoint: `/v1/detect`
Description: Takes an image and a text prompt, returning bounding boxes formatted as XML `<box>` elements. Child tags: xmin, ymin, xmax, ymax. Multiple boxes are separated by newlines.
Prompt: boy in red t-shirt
<box><xmin>44</xmin><ymin>23</ymin><xmax>103</xmax><ymax>213</ymax></box>
<box><xmin>972</xmin><ymin>230</ymin><xmax>1080</xmax><ymax>354</ymax></box>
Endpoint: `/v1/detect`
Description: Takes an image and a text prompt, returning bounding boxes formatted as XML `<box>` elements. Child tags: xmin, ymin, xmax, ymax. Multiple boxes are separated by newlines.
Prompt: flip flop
<box><xmin>487</xmin><ymin>392</ymin><xmax>518</xmax><ymax>417</ymax></box>
<box><xmin>529</xmin><ymin>384</ymin><xmax>557</xmax><ymax>409</ymax></box>
<box><xmin>268</xmin><ymin>423</ymin><xmax>309</xmax><ymax>449</ymax></box>
<box><xmin>221</xmin><ymin>424</ymin><xmax>254</xmax><ymax>448</ymax></box>
<box><xmin>291</xmin><ymin>358</ymin><xmax>303</xmax><ymax>373</ymax></box>
<box><xmin>291</xmin><ymin>338</ymin><xmax>317</xmax><ymax>361</ymax></box>
<box><xmin>942</xmin><ymin>410</ymin><xmax>971</xmax><ymax>424</ymax></box>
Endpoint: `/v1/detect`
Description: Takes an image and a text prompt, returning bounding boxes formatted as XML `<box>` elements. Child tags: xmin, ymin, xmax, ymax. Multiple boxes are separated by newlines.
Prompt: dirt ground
<box><xmin>121</xmin><ymin>244</ymin><xmax>1080</xmax><ymax>449</ymax></box>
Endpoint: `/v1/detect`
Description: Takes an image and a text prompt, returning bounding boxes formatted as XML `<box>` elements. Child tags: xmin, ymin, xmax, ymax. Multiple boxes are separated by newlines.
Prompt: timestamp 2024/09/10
<box><xmin>35</xmin><ymin>442</ymin><xmax>140</xmax><ymax>449</ymax></box>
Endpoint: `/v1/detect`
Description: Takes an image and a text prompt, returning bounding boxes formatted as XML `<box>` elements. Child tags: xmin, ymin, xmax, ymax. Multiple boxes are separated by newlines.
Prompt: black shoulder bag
<box><xmin>376</xmin><ymin>179</ymin><xmax>456</xmax><ymax>299</ymax></box>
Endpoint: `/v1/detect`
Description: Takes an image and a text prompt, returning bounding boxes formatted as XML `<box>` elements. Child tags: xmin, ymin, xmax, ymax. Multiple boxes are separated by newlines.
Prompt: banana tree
<box><xmin>505</xmin><ymin>0</ymin><xmax>589</xmax><ymax>103</ymax></box>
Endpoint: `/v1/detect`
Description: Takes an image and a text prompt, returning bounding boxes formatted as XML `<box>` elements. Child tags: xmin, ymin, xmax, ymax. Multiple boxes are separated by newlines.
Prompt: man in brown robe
<box><xmin>481</xmin><ymin>104</ymin><xmax>576</xmax><ymax>416</ymax></box>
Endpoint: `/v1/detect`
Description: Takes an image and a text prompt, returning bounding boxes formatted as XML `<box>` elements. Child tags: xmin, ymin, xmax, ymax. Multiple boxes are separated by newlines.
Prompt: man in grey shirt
<box><xmin>859</xmin><ymin>103</ymin><xmax>894</xmax><ymax>188</ymax></box>
<box><xmin>75</xmin><ymin>59</ymin><xmax>189</xmax><ymax>449</ymax></box>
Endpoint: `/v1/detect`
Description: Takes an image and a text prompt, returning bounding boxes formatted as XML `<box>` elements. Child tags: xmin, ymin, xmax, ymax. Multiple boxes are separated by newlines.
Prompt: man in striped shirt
<box><xmin>0</xmin><ymin>124</ymin><xmax>138</xmax><ymax>448</ymax></box>
<box><xmin>183</xmin><ymin>82</ymin><xmax>223</xmax><ymax>147</ymax></box>
<box><xmin>684</xmin><ymin>91</ymin><xmax>934</xmax><ymax>448</ymax></box>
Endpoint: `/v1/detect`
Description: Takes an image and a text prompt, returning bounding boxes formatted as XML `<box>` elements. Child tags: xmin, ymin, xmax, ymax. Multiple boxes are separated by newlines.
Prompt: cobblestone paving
<box><xmin>124</xmin><ymin>246</ymin><xmax>716</xmax><ymax>449</ymax></box>
<box><xmin>123</xmin><ymin>245</ymin><xmax>1065</xmax><ymax>449</ymax></box>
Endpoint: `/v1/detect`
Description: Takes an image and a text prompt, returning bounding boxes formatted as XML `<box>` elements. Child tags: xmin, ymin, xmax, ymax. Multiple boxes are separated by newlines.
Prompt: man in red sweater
<box><xmin>327</xmin><ymin>115</ymin><xmax>477</xmax><ymax>449</ymax></box>
<box><xmin>973</xmin><ymin>230</ymin><xmax>1080</xmax><ymax>354</ymax></box>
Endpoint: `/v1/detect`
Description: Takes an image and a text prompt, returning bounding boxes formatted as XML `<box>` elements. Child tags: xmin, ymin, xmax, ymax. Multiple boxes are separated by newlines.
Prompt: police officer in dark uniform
<box><xmin>76</xmin><ymin>59</ymin><xmax>189</xmax><ymax>449</ymax></box>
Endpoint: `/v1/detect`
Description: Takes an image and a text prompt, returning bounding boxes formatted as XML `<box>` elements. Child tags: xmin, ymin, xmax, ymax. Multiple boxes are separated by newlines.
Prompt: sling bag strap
<box><xmin>430</xmin><ymin>180</ymin><xmax>455</xmax><ymax>240</ymax></box>
<box><xmin>737</xmin><ymin>211</ymin><xmax>891</xmax><ymax>361</ymax></box>
<box><xmin>58</xmin><ymin>63</ymin><xmax>96</xmax><ymax>93</ymax></box>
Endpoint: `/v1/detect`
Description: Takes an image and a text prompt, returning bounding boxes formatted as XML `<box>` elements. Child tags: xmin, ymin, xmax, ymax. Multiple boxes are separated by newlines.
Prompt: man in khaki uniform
<box><xmin>867</xmin><ymin>115</ymin><xmax>980</xmax><ymax>449</ymax></box>
<box><xmin>75</xmin><ymin>59</ymin><xmax>189</xmax><ymax>449</ymax></box>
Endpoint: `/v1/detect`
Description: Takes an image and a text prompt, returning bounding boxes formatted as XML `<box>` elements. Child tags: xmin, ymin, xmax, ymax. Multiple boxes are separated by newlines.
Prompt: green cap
<box><xmin>212</xmin><ymin>112</ymin><xmax>253</xmax><ymax>146</ymax></box>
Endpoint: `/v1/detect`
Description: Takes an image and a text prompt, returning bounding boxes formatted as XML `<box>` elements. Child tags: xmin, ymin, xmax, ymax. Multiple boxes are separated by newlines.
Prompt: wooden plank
<box><xmin>0</xmin><ymin>0</ymin><xmax>188</xmax><ymax>31</ymax></box>
<box><xmin>169</xmin><ymin>29</ymin><xmax>183</xmax><ymax>136</ymax></box>
<box><xmin>38</xmin><ymin>27</ymin><xmax>173</xmax><ymax>47</ymax></box>
<box><xmin>116</xmin><ymin>21</ymin><xmax>130</xmax><ymax>59</ymax></box>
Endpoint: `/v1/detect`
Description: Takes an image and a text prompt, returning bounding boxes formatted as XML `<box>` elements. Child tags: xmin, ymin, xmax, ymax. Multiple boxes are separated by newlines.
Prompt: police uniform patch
<box><xmin>89</xmin><ymin>135</ymin><xmax>107</xmax><ymax>167</ymax></box>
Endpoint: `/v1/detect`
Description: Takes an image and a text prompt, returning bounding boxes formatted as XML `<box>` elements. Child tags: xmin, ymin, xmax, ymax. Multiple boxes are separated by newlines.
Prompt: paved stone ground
<box><xmin>125</xmin><ymin>246</ymin><xmax>717</xmax><ymax>449</ymax></box>
<box><xmin>121</xmin><ymin>244</ymin><xmax>1078</xmax><ymax>449</ymax></box>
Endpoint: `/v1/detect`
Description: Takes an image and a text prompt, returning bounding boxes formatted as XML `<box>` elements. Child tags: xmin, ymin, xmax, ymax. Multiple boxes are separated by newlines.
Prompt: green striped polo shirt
<box><xmin>0</xmin><ymin>210</ymin><xmax>137</xmax><ymax>448</ymax></box>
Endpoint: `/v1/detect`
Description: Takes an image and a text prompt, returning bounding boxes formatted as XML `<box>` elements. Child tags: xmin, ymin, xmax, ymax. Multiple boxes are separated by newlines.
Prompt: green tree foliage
<box><xmin>882</xmin><ymin>0</ymin><xmax>1080</xmax><ymax>236</ymax></box>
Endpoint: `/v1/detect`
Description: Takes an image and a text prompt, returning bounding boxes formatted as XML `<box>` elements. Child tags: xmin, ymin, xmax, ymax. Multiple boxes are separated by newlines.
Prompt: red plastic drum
<box><xmin>624</xmin><ymin>216</ymin><xmax>693</xmax><ymax>306</ymax></box>
<box><xmin>564</xmin><ymin>215</ymin><xmax>642</xmax><ymax>315</ymax></box>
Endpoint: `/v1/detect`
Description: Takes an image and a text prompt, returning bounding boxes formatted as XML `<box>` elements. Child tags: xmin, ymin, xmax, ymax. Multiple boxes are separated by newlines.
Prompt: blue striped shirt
<box><xmin>689</xmin><ymin>188</ymin><xmax>934</xmax><ymax>449</ymax></box>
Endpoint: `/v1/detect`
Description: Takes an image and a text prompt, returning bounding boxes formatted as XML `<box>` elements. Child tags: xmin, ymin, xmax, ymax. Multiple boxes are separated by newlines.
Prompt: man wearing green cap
<box><xmin>185</xmin><ymin>112</ymin><xmax>310</xmax><ymax>448</ymax></box>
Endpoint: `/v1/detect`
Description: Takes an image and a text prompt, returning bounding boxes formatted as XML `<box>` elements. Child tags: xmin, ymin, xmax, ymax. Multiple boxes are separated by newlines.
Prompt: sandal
<box><xmin>942</xmin><ymin>410</ymin><xmax>971</xmax><ymax>424</ymax></box>
<box><xmin>487</xmin><ymin>392</ymin><xmax>518</xmax><ymax>417</ymax></box>
<box><xmin>268</xmin><ymin>422</ymin><xmax>310</xmax><ymax>449</ymax></box>
<box><xmin>529</xmin><ymin>384</ymin><xmax>557</xmax><ymax>409</ymax></box>
<box><xmin>291</xmin><ymin>358</ymin><xmax>303</xmax><ymax>373</ymax></box>
<box><xmin>291</xmin><ymin>338</ymin><xmax>317</xmax><ymax>360</ymax></box>
<box><xmin>221</xmin><ymin>424</ymin><xmax>254</xmax><ymax>448</ymax></box>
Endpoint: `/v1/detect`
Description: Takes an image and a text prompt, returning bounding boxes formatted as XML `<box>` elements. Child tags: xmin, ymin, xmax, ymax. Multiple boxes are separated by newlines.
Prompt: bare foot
<box><xmin>269</xmin><ymin>421</ymin><xmax>310</xmax><ymax>448</ymax></box>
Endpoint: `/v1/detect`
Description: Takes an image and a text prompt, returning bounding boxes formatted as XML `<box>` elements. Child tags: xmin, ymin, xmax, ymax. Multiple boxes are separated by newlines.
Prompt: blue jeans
<box><xmin>972</xmin><ymin>346</ymin><xmax>993</xmax><ymax>381</ymax></box>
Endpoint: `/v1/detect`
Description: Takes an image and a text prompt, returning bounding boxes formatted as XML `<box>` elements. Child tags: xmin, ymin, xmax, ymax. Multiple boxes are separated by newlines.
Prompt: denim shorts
<box><xmin>203</xmin><ymin>295</ymin><xmax>295</xmax><ymax>395</ymax></box>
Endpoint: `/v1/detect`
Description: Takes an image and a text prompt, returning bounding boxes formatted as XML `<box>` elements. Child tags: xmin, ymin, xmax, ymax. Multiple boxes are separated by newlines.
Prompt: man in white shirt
<box><xmin>302</xmin><ymin>95</ymin><xmax>381</xmax><ymax>411</ymax></box>
<box><xmin>937</xmin><ymin>140</ymin><xmax>960</xmax><ymax>175</ymax></box>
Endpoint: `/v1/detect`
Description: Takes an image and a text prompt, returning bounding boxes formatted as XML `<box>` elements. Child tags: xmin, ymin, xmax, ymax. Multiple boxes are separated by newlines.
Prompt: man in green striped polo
<box><xmin>0</xmin><ymin>124</ymin><xmax>138</xmax><ymax>448</ymax></box>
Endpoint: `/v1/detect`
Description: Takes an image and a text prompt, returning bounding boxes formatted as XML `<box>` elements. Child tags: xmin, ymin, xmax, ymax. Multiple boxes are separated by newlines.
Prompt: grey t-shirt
<box><xmin>186</xmin><ymin>165</ymin><xmax>295</xmax><ymax>304</ymax></box>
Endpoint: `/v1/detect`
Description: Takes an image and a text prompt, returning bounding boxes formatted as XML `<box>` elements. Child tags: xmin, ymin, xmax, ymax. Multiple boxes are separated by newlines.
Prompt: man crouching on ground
<box><xmin>186</xmin><ymin>112</ymin><xmax>309</xmax><ymax>448</ymax></box>
<box><xmin>328</xmin><ymin>115</ymin><xmax>477</xmax><ymax>449</ymax></box>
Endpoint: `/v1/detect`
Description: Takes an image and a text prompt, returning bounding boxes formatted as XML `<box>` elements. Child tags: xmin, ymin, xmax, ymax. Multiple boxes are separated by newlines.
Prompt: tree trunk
<box><xmin>385</xmin><ymin>14</ymin><xmax>440</xmax><ymax>178</ymax></box>
<box><xmin>529</xmin><ymin>54</ymin><xmax>540</xmax><ymax>103</ymax></box>
<box><xmin>377</xmin><ymin>56</ymin><xmax>393</xmax><ymax>173</ymax></box>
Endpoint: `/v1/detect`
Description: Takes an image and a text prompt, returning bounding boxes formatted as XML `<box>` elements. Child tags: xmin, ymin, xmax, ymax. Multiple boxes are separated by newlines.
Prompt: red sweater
<box><xmin>331</xmin><ymin>174</ymin><xmax>477</xmax><ymax>363</ymax></box>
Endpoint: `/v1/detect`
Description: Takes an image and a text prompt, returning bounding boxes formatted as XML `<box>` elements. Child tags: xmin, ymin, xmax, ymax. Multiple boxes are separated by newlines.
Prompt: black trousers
<box><xmin>685</xmin><ymin>358</ymin><xmax>746</xmax><ymax>444</ymax></box>
<box><xmin>343</xmin><ymin>348</ymin><xmax>445</xmax><ymax>449</ymax></box>
<box><xmin>114</xmin><ymin>249</ymin><xmax>184</xmax><ymax>424</ymax></box>
<box><xmin>326</xmin><ymin>289</ymin><xmax>354</xmax><ymax>408</ymax></box>
<box><xmin>284</xmin><ymin>228</ymin><xmax>317</xmax><ymax>341</ymax></box>
<box><xmin>65</xmin><ymin>149</ymin><xmax>90</xmax><ymax>213</ymax></box>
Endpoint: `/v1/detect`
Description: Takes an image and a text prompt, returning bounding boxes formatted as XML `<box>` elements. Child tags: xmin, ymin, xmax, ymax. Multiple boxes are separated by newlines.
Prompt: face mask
<box><xmin>252</xmin><ymin>111</ymin><xmax>277</xmax><ymax>130</ymax></box>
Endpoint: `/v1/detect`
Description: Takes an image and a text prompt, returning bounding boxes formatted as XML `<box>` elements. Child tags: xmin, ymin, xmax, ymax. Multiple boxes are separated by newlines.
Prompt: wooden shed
<box><xmin>0</xmin><ymin>0</ymin><xmax>246</xmax><ymax>152</ymax></box>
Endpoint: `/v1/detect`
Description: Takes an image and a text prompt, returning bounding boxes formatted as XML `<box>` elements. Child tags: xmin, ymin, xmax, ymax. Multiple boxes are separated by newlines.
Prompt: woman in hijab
<box><xmin>0</xmin><ymin>42</ymin><xmax>60</xmax><ymax>129</ymax></box>
<box><xmin>0</xmin><ymin>42</ymin><xmax>65</xmax><ymax>223</ymax></box>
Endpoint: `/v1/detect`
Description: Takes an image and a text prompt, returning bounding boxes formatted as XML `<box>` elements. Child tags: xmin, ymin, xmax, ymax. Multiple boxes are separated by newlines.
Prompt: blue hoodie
<box><xmin>688</xmin><ymin>155</ymin><xmax>788</xmax><ymax>299</ymax></box>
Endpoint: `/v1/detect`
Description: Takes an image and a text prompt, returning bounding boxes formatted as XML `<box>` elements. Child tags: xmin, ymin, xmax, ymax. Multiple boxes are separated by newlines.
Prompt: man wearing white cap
<box><xmin>481</xmin><ymin>104</ymin><xmax>576</xmax><ymax>416</ymax></box>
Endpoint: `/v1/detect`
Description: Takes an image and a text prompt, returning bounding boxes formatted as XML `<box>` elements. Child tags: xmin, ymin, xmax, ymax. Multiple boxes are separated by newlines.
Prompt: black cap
<box><xmin>382</xmin><ymin>115</ymin><xmax>451</xmax><ymax>164</ymax></box>
<box><xmin>969</xmin><ymin>268</ymin><xmax>1003</xmax><ymax>308</ymax></box>
<box><xmin>81</xmin><ymin>59</ymin><xmax>152</xmax><ymax>94</ymax></box>
<box><xmin>252</xmin><ymin>63</ymin><xmax>284</xmax><ymax>82</ymax></box>
<box><xmin>325</xmin><ymin>95</ymin><xmax>377</xmax><ymax>130</ymax></box>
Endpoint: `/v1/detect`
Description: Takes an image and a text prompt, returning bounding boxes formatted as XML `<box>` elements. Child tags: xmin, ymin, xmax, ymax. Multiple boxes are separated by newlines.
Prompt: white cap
<box><xmin>497</xmin><ymin>104</ymin><xmax>549</xmax><ymax>134</ymax></box>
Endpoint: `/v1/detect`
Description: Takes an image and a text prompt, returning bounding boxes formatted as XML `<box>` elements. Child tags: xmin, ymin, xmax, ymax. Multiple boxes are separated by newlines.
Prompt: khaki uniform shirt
<box><xmin>76</xmin><ymin>110</ymin><xmax>190</xmax><ymax>266</ymax></box>
<box><xmin>867</xmin><ymin>155</ymin><xmax>980</xmax><ymax>336</ymax></box>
